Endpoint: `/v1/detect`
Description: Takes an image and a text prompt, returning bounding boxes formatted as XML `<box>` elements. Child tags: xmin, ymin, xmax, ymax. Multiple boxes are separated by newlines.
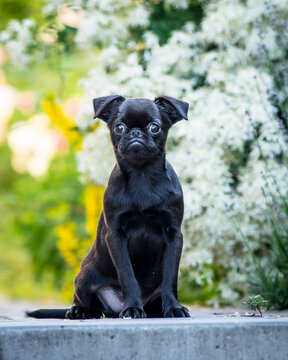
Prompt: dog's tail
<box><xmin>25</xmin><ymin>309</ymin><xmax>68</xmax><ymax>319</ymax></box>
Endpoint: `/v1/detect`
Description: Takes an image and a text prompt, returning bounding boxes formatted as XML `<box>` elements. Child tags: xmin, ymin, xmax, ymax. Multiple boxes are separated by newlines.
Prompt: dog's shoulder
<box><xmin>106</xmin><ymin>164</ymin><xmax>124</xmax><ymax>187</ymax></box>
<box><xmin>103</xmin><ymin>165</ymin><xmax>125</xmax><ymax>206</ymax></box>
<box><xmin>165</xmin><ymin>161</ymin><xmax>182</xmax><ymax>194</ymax></box>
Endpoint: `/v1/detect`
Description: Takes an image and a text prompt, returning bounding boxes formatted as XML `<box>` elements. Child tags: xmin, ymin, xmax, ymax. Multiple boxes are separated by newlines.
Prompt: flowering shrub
<box><xmin>239</xmin><ymin>2</ymin><xmax>288</xmax><ymax>309</ymax></box>
<box><xmin>2</xmin><ymin>0</ymin><xmax>287</xmax><ymax>304</ymax></box>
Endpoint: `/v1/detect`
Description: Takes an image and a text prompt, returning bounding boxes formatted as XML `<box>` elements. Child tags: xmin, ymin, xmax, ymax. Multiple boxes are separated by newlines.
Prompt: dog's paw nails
<box><xmin>65</xmin><ymin>305</ymin><xmax>89</xmax><ymax>320</ymax></box>
<box><xmin>120</xmin><ymin>307</ymin><xmax>147</xmax><ymax>319</ymax></box>
<box><xmin>164</xmin><ymin>306</ymin><xmax>190</xmax><ymax>318</ymax></box>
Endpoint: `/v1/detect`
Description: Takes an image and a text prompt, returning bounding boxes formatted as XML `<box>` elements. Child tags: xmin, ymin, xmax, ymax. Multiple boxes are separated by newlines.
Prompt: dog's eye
<box><xmin>114</xmin><ymin>123</ymin><xmax>126</xmax><ymax>135</ymax></box>
<box><xmin>148</xmin><ymin>123</ymin><xmax>161</xmax><ymax>134</ymax></box>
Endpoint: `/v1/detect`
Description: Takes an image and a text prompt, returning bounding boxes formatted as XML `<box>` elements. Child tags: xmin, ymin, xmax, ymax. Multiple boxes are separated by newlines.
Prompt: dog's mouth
<box><xmin>126</xmin><ymin>140</ymin><xmax>147</xmax><ymax>152</ymax></box>
<box><xmin>117</xmin><ymin>139</ymin><xmax>160</xmax><ymax>162</ymax></box>
<box><xmin>127</xmin><ymin>139</ymin><xmax>146</xmax><ymax>146</ymax></box>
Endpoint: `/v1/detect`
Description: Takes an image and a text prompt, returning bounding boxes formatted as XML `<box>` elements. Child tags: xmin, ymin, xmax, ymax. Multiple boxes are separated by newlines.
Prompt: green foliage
<box><xmin>0</xmin><ymin>43</ymin><xmax>93</xmax><ymax>298</ymax></box>
<box><xmin>0</xmin><ymin>141</ymin><xmax>86</xmax><ymax>293</ymax></box>
<box><xmin>11</xmin><ymin>151</ymin><xmax>86</xmax><ymax>285</ymax></box>
<box><xmin>149</xmin><ymin>1</ymin><xmax>203</xmax><ymax>44</ymax></box>
<box><xmin>0</xmin><ymin>145</ymin><xmax>58</xmax><ymax>298</ymax></box>
<box><xmin>249</xmin><ymin>182</ymin><xmax>288</xmax><ymax>310</ymax></box>
<box><xmin>251</xmin><ymin>263</ymin><xmax>288</xmax><ymax>310</ymax></box>
<box><xmin>0</xmin><ymin>0</ymin><xmax>45</xmax><ymax>30</ymax></box>
<box><xmin>240</xmin><ymin>162</ymin><xmax>288</xmax><ymax>310</ymax></box>
<box><xmin>3</xmin><ymin>50</ymin><xmax>91</xmax><ymax>101</ymax></box>
<box><xmin>179</xmin><ymin>264</ymin><xmax>227</xmax><ymax>305</ymax></box>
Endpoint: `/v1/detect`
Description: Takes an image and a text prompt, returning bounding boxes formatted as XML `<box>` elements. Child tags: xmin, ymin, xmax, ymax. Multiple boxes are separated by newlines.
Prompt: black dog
<box><xmin>27</xmin><ymin>95</ymin><xmax>190</xmax><ymax>319</ymax></box>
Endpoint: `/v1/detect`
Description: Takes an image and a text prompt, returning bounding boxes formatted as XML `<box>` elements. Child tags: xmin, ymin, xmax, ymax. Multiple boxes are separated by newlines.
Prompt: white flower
<box><xmin>0</xmin><ymin>84</ymin><xmax>17</xmax><ymax>143</ymax></box>
<box><xmin>0</xmin><ymin>19</ymin><xmax>36</xmax><ymax>69</ymax></box>
<box><xmin>125</xmin><ymin>6</ymin><xmax>150</xmax><ymax>27</ymax></box>
<box><xmin>164</xmin><ymin>0</ymin><xmax>189</xmax><ymax>9</ymax></box>
<box><xmin>7</xmin><ymin>115</ymin><xmax>61</xmax><ymax>177</ymax></box>
<box><xmin>77</xmin><ymin>124</ymin><xmax>115</xmax><ymax>185</ymax></box>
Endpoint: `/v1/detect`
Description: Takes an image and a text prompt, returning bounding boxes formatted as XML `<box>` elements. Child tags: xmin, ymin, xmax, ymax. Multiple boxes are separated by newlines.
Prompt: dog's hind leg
<box><xmin>66</xmin><ymin>295</ymin><xmax>102</xmax><ymax>319</ymax></box>
<box><xmin>66</xmin><ymin>267</ymin><xmax>107</xmax><ymax>319</ymax></box>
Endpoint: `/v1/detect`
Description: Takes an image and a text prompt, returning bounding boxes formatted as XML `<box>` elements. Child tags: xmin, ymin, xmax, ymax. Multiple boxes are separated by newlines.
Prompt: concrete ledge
<box><xmin>1</xmin><ymin>317</ymin><xmax>288</xmax><ymax>360</ymax></box>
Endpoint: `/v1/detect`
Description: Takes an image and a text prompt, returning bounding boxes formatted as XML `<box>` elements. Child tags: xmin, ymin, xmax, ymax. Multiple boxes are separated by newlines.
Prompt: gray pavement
<box><xmin>0</xmin><ymin>300</ymin><xmax>288</xmax><ymax>360</ymax></box>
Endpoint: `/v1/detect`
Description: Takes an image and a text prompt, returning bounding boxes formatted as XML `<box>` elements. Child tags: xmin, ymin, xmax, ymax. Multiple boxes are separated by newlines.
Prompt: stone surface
<box><xmin>0</xmin><ymin>300</ymin><xmax>288</xmax><ymax>360</ymax></box>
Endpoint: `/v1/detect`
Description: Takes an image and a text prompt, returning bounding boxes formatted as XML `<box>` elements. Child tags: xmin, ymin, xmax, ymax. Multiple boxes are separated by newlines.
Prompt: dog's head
<box><xmin>93</xmin><ymin>95</ymin><xmax>189</xmax><ymax>164</ymax></box>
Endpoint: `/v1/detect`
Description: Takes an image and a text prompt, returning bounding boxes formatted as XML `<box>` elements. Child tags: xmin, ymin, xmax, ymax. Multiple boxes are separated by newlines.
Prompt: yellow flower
<box><xmin>55</xmin><ymin>186</ymin><xmax>105</xmax><ymax>299</ymax></box>
<box><xmin>42</xmin><ymin>94</ymin><xmax>80</xmax><ymax>144</ymax></box>
<box><xmin>55</xmin><ymin>222</ymin><xmax>78</xmax><ymax>266</ymax></box>
<box><xmin>83</xmin><ymin>186</ymin><xmax>105</xmax><ymax>238</ymax></box>
<box><xmin>60</xmin><ymin>281</ymin><xmax>74</xmax><ymax>302</ymax></box>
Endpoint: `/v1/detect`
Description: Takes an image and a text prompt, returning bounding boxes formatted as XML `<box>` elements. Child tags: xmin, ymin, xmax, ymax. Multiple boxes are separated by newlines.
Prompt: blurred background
<box><xmin>0</xmin><ymin>0</ymin><xmax>287</xmax><ymax>309</ymax></box>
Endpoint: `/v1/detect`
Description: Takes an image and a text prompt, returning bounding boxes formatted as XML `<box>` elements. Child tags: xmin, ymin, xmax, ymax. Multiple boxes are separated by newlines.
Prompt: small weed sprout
<box><xmin>244</xmin><ymin>295</ymin><xmax>269</xmax><ymax>317</ymax></box>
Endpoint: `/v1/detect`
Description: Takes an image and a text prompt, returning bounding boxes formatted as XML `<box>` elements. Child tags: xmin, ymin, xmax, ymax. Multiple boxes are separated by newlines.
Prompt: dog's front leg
<box><xmin>161</xmin><ymin>230</ymin><xmax>190</xmax><ymax>318</ymax></box>
<box><xmin>105</xmin><ymin>231</ymin><xmax>147</xmax><ymax>318</ymax></box>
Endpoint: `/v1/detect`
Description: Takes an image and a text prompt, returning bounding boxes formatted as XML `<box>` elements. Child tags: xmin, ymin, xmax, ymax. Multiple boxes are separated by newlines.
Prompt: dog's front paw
<box><xmin>65</xmin><ymin>305</ymin><xmax>90</xmax><ymax>319</ymax></box>
<box><xmin>120</xmin><ymin>307</ymin><xmax>147</xmax><ymax>319</ymax></box>
<box><xmin>163</xmin><ymin>306</ymin><xmax>190</xmax><ymax>318</ymax></box>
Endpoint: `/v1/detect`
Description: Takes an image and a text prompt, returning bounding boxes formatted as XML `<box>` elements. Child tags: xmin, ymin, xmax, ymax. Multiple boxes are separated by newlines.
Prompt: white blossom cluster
<box><xmin>75</xmin><ymin>0</ymin><xmax>150</xmax><ymax>48</ymax></box>
<box><xmin>0</xmin><ymin>19</ymin><xmax>36</xmax><ymax>69</ymax></box>
<box><xmin>164</xmin><ymin>0</ymin><xmax>190</xmax><ymax>9</ymax></box>
<box><xmin>73</xmin><ymin>0</ymin><xmax>288</xmax><ymax>304</ymax></box>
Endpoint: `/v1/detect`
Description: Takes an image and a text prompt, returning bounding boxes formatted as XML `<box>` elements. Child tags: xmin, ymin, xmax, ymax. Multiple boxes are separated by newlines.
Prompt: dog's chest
<box><xmin>121</xmin><ymin>209</ymin><xmax>170</xmax><ymax>255</ymax></box>
<box><xmin>121</xmin><ymin>208</ymin><xmax>170</xmax><ymax>233</ymax></box>
<box><xmin>121</xmin><ymin>209</ymin><xmax>169</xmax><ymax>280</ymax></box>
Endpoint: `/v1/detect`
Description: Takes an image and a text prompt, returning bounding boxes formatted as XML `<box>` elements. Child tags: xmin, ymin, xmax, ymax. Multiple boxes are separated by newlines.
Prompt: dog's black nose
<box><xmin>130</xmin><ymin>128</ymin><xmax>142</xmax><ymax>138</ymax></box>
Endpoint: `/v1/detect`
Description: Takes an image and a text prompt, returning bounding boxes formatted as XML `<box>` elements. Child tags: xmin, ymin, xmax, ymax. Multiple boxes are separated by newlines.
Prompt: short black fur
<box><xmin>26</xmin><ymin>95</ymin><xmax>190</xmax><ymax>319</ymax></box>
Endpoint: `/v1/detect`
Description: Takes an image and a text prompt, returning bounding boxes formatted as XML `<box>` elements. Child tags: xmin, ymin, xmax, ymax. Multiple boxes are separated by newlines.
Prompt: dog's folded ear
<box><xmin>154</xmin><ymin>96</ymin><xmax>189</xmax><ymax>125</ymax></box>
<box><xmin>93</xmin><ymin>95</ymin><xmax>125</xmax><ymax>123</ymax></box>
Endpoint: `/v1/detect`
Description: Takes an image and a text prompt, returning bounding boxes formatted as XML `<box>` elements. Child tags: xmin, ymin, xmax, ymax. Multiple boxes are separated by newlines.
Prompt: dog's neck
<box><xmin>116</xmin><ymin>153</ymin><xmax>167</xmax><ymax>180</ymax></box>
<box><xmin>114</xmin><ymin>153</ymin><xmax>172</xmax><ymax>209</ymax></box>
